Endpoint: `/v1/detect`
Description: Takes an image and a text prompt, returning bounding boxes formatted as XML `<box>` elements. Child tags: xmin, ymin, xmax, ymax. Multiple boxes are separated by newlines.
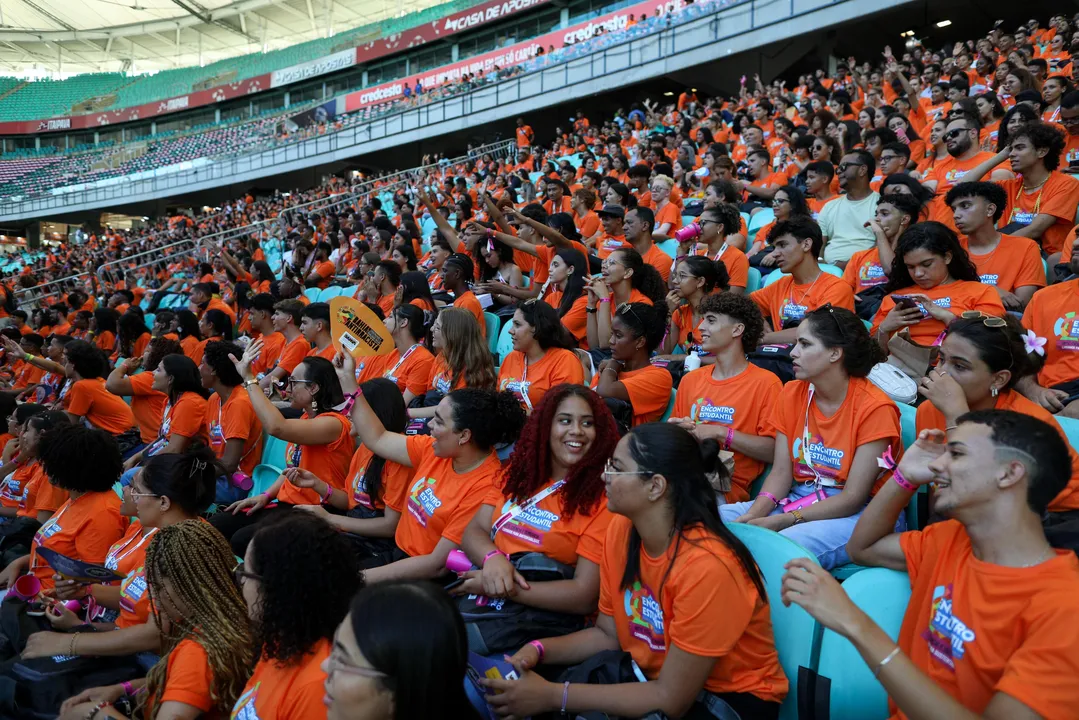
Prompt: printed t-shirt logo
<box><xmin>780</xmin><ymin>302</ymin><xmax>808</xmax><ymax>325</ymax></box>
<box><xmin>690</xmin><ymin>398</ymin><xmax>735</xmax><ymax>425</ymax></box>
<box><xmin>435</xmin><ymin>373</ymin><xmax>452</xmax><ymax>394</ymax></box>
<box><xmin>623</xmin><ymin>580</ymin><xmax>665</xmax><ymax>652</ymax></box>
<box><xmin>792</xmin><ymin>433</ymin><xmax>844</xmax><ymax>479</ymax></box>
<box><xmin>858</xmin><ymin>260</ymin><xmax>887</xmax><ymax>288</ymax></box>
<box><xmin>209</xmin><ymin>421</ymin><xmax>226</xmax><ymax>452</ymax></box>
<box><xmin>1053</xmin><ymin>311</ymin><xmax>1079</xmax><ymax>351</ymax></box>
<box><xmin>119</xmin><ymin>566</ymin><xmax>148</xmax><ymax>614</ymax></box>
<box><xmin>978</xmin><ymin>273</ymin><xmax>999</xmax><ymax>286</ymax></box>
<box><xmin>285</xmin><ymin>441</ymin><xmax>302</xmax><ymax>468</ymax></box>
<box><xmin>406</xmin><ymin>477</ymin><xmax>442</xmax><ymax>527</ymax></box>
<box><xmin>230</xmin><ymin>682</ymin><xmax>260</xmax><ymax>719</ymax></box>
<box><xmin>496</xmin><ymin>498</ymin><xmax>559</xmax><ymax>546</ymax></box>
<box><xmin>351</xmin><ymin>465</ymin><xmax>373</xmax><ymax>509</ymax></box>
<box><xmin>923</xmin><ymin>584</ymin><xmax>976</xmax><ymax>671</ymax></box>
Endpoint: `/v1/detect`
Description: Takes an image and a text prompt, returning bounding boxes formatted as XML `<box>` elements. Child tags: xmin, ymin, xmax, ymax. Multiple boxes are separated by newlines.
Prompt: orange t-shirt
<box><xmin>750</xmin><ymin>272</ymin><xmax>855</xmax><ymax>330</ymax></box>
<box><xmin>693</xmin><ymin>243</ymin><xmax>750</xmax><ymax>291</ymax></box>
<box><xmin>893</xmin><ymin>520</ymin><xmax>1079</xmax><ymax>720</ymax></box>
<box><xmin>206</xmin><ymin>389</ymin><xmax>264</xmax><ymax>478</ymax></box>
<box><xmin>305</xmin><ymin>343</ymin><xmax>337</xmax><ymax>361</ymax></box>
<box><xmin>1</xmin><ymin>461</ymin><xmax>36</xmax><ymax>509</ymax></box>
<box><xmin>674</xmin><ymin>364</ymin><xmax>783</xmax><ymax>502</ymax></box>
<box><xmin>916</xmin><ymin>390</ymin><xmax>1079</xmax><ymax>512</ymax></box>
<box><xmin>576</xmin><ymin>211</ymin><xmax>601</xmax><ymax>239</ymax></box>
<box><xmin>668</xmin><ymin>305</ymin><xmax>703</xmax><ymax>352</ymax></box>
<box><xmin>997</xmin><ymin>173</ymin><xmax>1079</xmax><ymax>254</ymax></box>
<box><xmin>598</xmin><ymin>516</ymin><xmax>788</xmax><ymax>701</ymax></box>
<box><xmin>11</xmin><ymin>361</ymin><xmax>44</xmax><ymax>390</ymax></box>
<box><xmin>485</xmin><ymin>480</ymin><xmax>612</xmax><ymax>566</ymax></box>
<box><xmin>525</xmin><ymin>241</ymin><xmax>590</xmax><ymax>286</ymax></box>
<box><xmin>277</xmin><ymin>335</ymin><xmax>311</xmax><ymax>376</ymax></box>
<box><xmin>110</xmin><ymin>524</ymin><xmax>157</xmax><ymax>630</ymax></box>
<box><xmin>277</xmin><ymin>411</ymin><xmax>354</xmax><ymax>505</ymax></box>
<box><xmin>358</xmin><ymin>344</ymin><xmax>436</xmax><ymax>397</ymax></box>
<box><xmin>204</xmin><ymin>297</ymin><xmax>237</xmax><ymax>325</ymax></box>
<box><xmin>231</xmin><ymin>640</ymin><xmax>330</xmax><ymax>720</ymax></box>
<box><xmin>157</xmin><ymin>392</ymin><xmax>209</xmax><ymax>447</ymax></box>
<box><xmin>393</xmin><ymin>435</ymin><xmax>502</xmax><ymax>558</ymax></box>
<box><xmin>93</xmin><ymin>330</ymin><xmax>116</xmax><ymax>355</ymax></box>
<box><xmin>128</xmin><ymin>372</ymin><xmax>166</xmax><ymax>444</ymax></box>
<box><xmin>641</xmin><ymin>243</ymin><xmax>672</xmax><ymax>284</ymax></box>
<box><xmin>65</xmin><ymin>378</ymin><xmax>137</xmax><ymax>434</ymax></box>
<box><xmin>545</xmin><ymin>291</ymin><xmax>590</xmax><ymax>347</ymax></box>
<box><xmin>159</xmin><ymin>638</ymin><xmax>218</xmax><ymax>716</ymax></box>
<box><xmin>453</xmin><ymin>291</ymin><xmax>486</xmax><ymax>339</ymax></box>
<box><xmin>346</xmin><ymin>445</ymin><xmax>414</xmax><ymax>513</ymax></box>
<box><xmin>312</xmin><ymin>260</ymin><xmax>336</xmax><ymax>289</ymax></box>
<box><xmin>179</xmin><ymin>335</ymin><xmax>201</xmax><ymax>363</ymax></box>
<box><xmin>426</xmin><ymin>354</ymin><xmax>466</xmax><ymax>395</ymax></box>
<box><xmin>924</xmin><ymin>153</ymin><xmax>1008</xmax><ymax>230</ymax></box>
<box><xmin>131</xmin><ymin>332</ymin><xmax>151</xmax><ymax>361</ymax></box>
<box><xmin>251</xmin><ymin>331</ymin><xmax>287</xmax><ymax>376</ymax></box>
<box><xmin>763</xmin><ymin>377</ymin><xmax>900</xmax><ymax>490</ymax></box>
<box><xmin>843</xmin><ymin>247</ymin><xmax>889</xmax><ymax>293</ymax></box>
<box><xmin>17</xmin><ymin>464</ymin><xmax>67</xmax><ymax>519</ymax></box>
<box><xmin>654</xmin><ymin>202</ymin><xmax>683</xmax><ymax>234</ymax></box>
<box><xmin>871</xmin><ymin>281</ymin><xmax>1006</xmax><ymax>346</ymax></box>
<box><xmin>960</xmin><ymin>234</ymin><xmax>1046</xmax><ymax>293</ymax></box>
<box><xmin>29</xmin><ymin>490</ymin><xmax>126</xmax><ymax>591</ymax></box>
<box><xmin>589</xmin><ymin>364</ymin><xmax>672</xmax><ymax>426</ymax></box>
<box><xmin>498</xmin><ymin>348</ymin><xmax>584</xmax><ymax>411</ymax></box>
<box><xmin>595</xmin><ymin>234</ymin><xmax>631</xmax><ymax>261</ymax></box>
<box><xmin>1022</xmin><ymin>281</ymin><xmax>1079</xmax><ymax>388</ymax></box>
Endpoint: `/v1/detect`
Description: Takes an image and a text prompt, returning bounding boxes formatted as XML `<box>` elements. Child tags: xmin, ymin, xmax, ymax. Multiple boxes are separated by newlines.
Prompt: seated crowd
<box><xmin>0</xmin><ymin>12</ymin><xmax>1077</xmax><ymax>720</ymax></box>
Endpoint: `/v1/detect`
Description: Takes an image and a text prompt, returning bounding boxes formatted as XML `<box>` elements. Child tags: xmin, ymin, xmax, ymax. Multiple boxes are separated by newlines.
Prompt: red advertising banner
<box><xmin>0</xmin><ymin>0</ymin><xmax>554</xmax><ymax>135</ymax></box>
<box><xmin>345</xmin><ymin>0</ymin><xmax>685</xmax><ymax>113</ymax></box>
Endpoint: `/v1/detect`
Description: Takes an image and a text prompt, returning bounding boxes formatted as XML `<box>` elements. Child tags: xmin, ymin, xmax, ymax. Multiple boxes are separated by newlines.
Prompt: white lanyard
<box><xmin>106</xmin><ymin>527</ymin><xmax>157</xmax><ymax>570</ymax></box>
<box><xmin>516</xmin><ymin>356</ymin><xmax>534</xmax><ymax>414</ymax></box>
<box><xmin>712</xmin><ymin>242</ymin><xmax>729</xmax><ymax>261</ymax></box>
<box><xmin>800</xmin><ymin>384</ymin><xmax>827</xmax><ymax>487</ymax></box>
<box><xmin>491</xmin><ymin>479</ymin><xmax>566</xmax><ymax>539</ymax></box>
<box><xmin>384</xmin><ymin>344</ymin><xmax>419</xmax><ymax>380</ymax></box>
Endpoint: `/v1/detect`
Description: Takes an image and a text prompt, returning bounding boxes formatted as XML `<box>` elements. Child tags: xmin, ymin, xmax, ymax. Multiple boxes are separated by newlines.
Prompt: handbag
<box><xmin>886</xmin><ymin>328</ymin><xmax>939</xmax><ymax>380</ymax></box>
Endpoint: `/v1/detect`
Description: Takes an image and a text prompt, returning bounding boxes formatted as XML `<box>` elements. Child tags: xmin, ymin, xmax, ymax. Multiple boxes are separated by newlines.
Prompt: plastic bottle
<box><xmin>684</xmin><ymin>350</ymin><xmax>701</xmax><ymax>372</ymax></box>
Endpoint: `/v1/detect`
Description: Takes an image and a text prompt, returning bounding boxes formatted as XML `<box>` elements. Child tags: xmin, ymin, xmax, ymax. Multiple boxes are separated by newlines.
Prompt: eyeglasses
<box><xmin>128</xmin><ymin>489</ymin><xmax>160</xmax><ymax>500</ymax></box>
<box><xmin>286</xmin><ymin>378</ymin><xmax>315</xmax><ymax>389</ymax></box>
<box><xmin>943</xmin><ymin>129</ymin><xmax>970</xmax><ymax>141</ymax></box>
<box><xmin>325</xmin><ymin>649</ymin><xmax>388</xmax><ymax>679</ymax></box>
<box><xmin>879</xmin><ymin>155</ymin><xmax>900</xmax><ymax>164</ymax></box>
<box><xmin>233</xmin><ymin>562</ymin><xmax>261</xmax><ymax>588</ymax></box>
<box><xmin>836</xmin><ymin>162</ymin><xmax>865</xmax><ymax>173</ymax></box>
<box><xmin>603</xmin><ymin>459</ymin><xmax>648</xmax><ymax>477</ymax></box>
<box><xmin>772</xmin><ymin>197</ymin><xmax>790</xmax><ymax>206</ymax></box>
<box><xmin>960</xmin><ymin>310</ymin><xmax>1007</xmax><ymax>327</ymax></box>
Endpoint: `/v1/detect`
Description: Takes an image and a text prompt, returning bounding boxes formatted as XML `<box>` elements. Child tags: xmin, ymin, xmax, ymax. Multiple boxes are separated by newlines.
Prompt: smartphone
<box><xmin>444</xmin><ymin>576</ymin><xmax>466</xmax><ymax>592</ymax></box>
<box><xmin>890</xmin><ymin>294</ymin><xmax>920</xmax><ymax>310</ymax></box>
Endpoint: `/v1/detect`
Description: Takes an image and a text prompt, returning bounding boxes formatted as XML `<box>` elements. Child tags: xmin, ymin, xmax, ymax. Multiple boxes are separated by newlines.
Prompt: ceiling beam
<box><xmin>15</xmin><ymin>0</ymin><xmax>75</xmax><ymax>31</ymax></box>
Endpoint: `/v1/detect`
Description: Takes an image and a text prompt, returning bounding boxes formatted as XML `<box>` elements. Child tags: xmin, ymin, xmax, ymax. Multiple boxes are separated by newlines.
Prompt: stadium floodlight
<box><xmin>936</xmin><ymin>20</ymin><xmax>952</xmax><ymax>28</ymax></box>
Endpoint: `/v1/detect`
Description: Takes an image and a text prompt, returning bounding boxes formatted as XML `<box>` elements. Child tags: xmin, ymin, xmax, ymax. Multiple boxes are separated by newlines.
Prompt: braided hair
<box><xmin>143</xmin><ymin>520</ymin><xmax>253</xmax><ymax>716</ymax></box>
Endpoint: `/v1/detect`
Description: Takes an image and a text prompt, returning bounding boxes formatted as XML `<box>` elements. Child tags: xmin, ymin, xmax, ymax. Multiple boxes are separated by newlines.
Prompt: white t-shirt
<box><xmin>818</xmin><ymin>191</ymin><xmax>880</xmax><ymax>265</ymax></box>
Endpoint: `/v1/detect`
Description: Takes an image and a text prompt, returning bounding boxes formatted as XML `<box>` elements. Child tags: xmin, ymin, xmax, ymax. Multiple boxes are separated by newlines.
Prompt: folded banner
<box><xmin>330</xmin><ymin>296</ymin><xmax>395</xmax><ymax>359</ymax></box>
<box><xmin>36</xmin><ymin>547</ymin><xmax>124</xmax><ymax>583</ymax></box>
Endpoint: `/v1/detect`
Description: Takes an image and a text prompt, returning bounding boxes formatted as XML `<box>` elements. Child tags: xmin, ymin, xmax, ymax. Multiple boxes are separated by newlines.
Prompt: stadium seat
<box><xmin>897</xmin><ymin>402</ymin><xmax>917</xmax><ymax>448</ymax></box>
<box><xmin>745</xmin><ymin>267</ymin><xmax>762</xmax><ymax>293</ymax></box>
<box><xmin>762</xmin><ymin>264</ymin><xmax>844</xmax><ymax>287</ymax></box>
<box><xmin>321</xmin><ymin>286</ymin><xmax>344</xmax><ymax>300</ymax></box>
<box><xmin>1058</xmin><ymin>416</ymin><xmax>1079</xmax><ymax>454</ymax></box>
<box><xmin>747</xmin><ymin>209</ymin><xmax>775</xmax><ymax>240</ymax></box>
<box><xmin>251</xmin><ymin>435</ymin><xmax>288</xmax><ymax>496</ymax></box>
<box><xmin>304</xmin><ymin>287</ymin><xmax>321</xmax><ymax>302</ymax></box>
<box><xmin>143</xmin><ymin>313</ymin><xmax>155</xmax><ymax>332</ymax></box>
<box><xmin>681</xmin><ymin>215</ymin><xmax>696</xmax><ymax>228</ymax></box>
<box><xmin>496</xmin><ymin>321</ymin><xmax>515</xmax><ymax>366</ymax></box>
<box><xmin>810</xmin><ymin>568</ymin><xmax>911</xmax><ymax>720</ymax></box>
<box><xmin>726</xmin><ymin>523</ymin><xmax>818</xmax><ymax>720</ymax></box>
<box><xmin>655</xmin><ymin>239</ymin><xmax>678</xmax><ymax>259</ymax></box>
<box><xmin>484</xmin><ymin>312</ymin><xmax>501</xmax><ymax>354</ymax></box>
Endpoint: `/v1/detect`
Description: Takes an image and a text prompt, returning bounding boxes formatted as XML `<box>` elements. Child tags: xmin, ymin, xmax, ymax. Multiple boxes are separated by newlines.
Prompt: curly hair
<box><xmin>247</xmin><ymin>513</ymin><xmax>362</xmax><ymax>663</ymax></box>
<box><xmin>39</xmin><ymin>423</ymin><xmax>121</xmax><ymax>492</ymax></box>
<box><xmin>145</xmin><ymin>337</ymin><xmax>182</xmax><ymax>371</ymax></box>
<box><xmin>445</xmin><ymin>389</ymin><xmax>526</xmax><ymax>451</ymax></box>
<box><xmin>697</xmin><ymin>292</ymin><xmax>765</xmax><ymax>351</ymax></box>
<box><xmin>884</xmin><ymin>222</ymin><xmax>979</xmax><ymax>293</ymax></box>
<box><xmin>500</xmin><ymin>385</ymin><xmax>617</xmax><ymax>519</ymax></box>
<box><xmin>1011</xmin><ymin>120</ymin><xmax>1067</xmax><ymax>171</ymax></box>
<box><xmin>144</xmin><ymin>520</ymin><xmax>252</xmax><ymax>716</ymax></box>
<box><xmin>64</xmin><ymin>339</ymin><xmax>109</xmax><ymax>379</ymax></box>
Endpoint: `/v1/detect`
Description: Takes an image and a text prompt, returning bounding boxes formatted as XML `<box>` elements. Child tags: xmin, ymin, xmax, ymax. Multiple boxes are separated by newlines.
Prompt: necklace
<box><xmin>790</xmin><ymin>271</ymin><xmax>823</xmax><ymax>307</ymax></box>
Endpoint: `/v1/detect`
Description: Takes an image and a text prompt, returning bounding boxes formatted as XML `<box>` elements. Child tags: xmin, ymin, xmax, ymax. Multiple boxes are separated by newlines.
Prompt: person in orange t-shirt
<box><xmin>444</xmin><ymin>253</ymin><xmax>487</xmax><ymax>340</ymax></box>
<box><xmin>105</xmin><ymin>338</ymin><xmax>178</xmax><ymax>444</ymax></box>
<box><xmin>872</xmin><ymin>222</ymin><xmax>1006</xmax><ymax>349</ymax></box>
<box><xmin>305</xmin><ymin>242</ymin><xmax>337</xmax><ymax>290</ymax></box>
<box><xmin>1021</xmin><ymin>247</ymin><xmax>1079</xmax><ymax>412</ymax></box>
<box><xmin>344</xmin><ymin>363</ymin><xmax>525</xmax><ymax>583</ymax></box>
<box><xmin>591</xmin><ymin>303</ymin><xmax>673</xmax><ymax>427</ymax></box>
<box><xmin>201</xmin><ymin>340</ymin><xmax>264</xmax><ymax>494</ymax></box>
<box><xmin>750</xmin><ymin>219</ymin><xmax>855</xmax><ymax>343</ymax></box>
<box><xmin>670</xmin><ymin>293</ymin><xmax>782</xmax><ymax>502</ymax></box>
<box><xmin>455</xmin><ymin>386</ymin><xmax>617</xmax><ymax>652</ymax></box>
<box><xmin>721</xmin><ymin>307</ymin><xmax>900</xmax><ymax>569</ymax></box>
<box><xmin>921</xmin><ymin>116</ymin><xmax>1012</xmax><ymax>232</ymax></box>
<box><xmin>129</xmin><ymin>355</ymin><xmax>209</xmax><ymax>469</ymax></box>
<box><xmin>62</xmin><ymin>341</ymin><xmax>137</xmax><ymax>436</ymax></box>
<box><xmin>357</xmin><ymin>304</ymin><xmax>435</xmax><ymax>405</ymax></box>
<box><xmin>788</xmin><ymin>411</ymin><xmax>1079</xmax><ymax>720</ymax></box>
<box><xmin>232</xmin><ymin>512</ymin><xmax>362</xmax><ymax>720</ymax></box>
<box><xmin>498</xmin><ymin>302</ymin><xmax>584</xmax><ymax>413</ymax></box>
<box><xmin>15</xmin><ymin>424</ymin><xmax>127</xmax><ymax>593</ymax></box>
<box><xmin>209</xmin><ymin>353</ymin><xmax>354</xmax><ymax>556</ymax></box>
<box><xmin>488</xmin><ymin>423</ymin><xmax>787</xmax><ymax>718</ymax></box>
<box><xmin>650</xmin><ymin>175</ymin><xmax>683</xmax><ymax>239</ymax></box>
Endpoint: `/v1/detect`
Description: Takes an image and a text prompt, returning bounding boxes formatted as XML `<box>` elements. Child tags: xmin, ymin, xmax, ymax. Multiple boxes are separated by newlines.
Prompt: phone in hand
<box><xmin>890</xmin><ymin>294</ymin><xmax>921</xmax><ymax>311</ymax></box>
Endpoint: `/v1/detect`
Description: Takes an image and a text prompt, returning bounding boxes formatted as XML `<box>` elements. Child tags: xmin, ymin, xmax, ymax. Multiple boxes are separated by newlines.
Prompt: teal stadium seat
<box><xmin>726</xmin><ymin>523</ymin><xmax>819</xmax><ymax>720</ymax></box>
<box><xmin>304</xmin><ymin>287</ymin><xmax>321</xmax><ymax>302</ymax></box>
<box><xmin>484</xmin><ymin>312</ymin><xmax>501</xmax><ymax>355</ymax></box>
<box><xmin>251</xmin><ymin>436</ymin><xmax>288</xmax><ymax>497</ymax></box>
<box><xmin>810</xmin><ymin>568</ymin><xmax>912</xmax><ymax>720</ymax></box>
<box><xmin>762</xmin><ymin>264</ymin><xmax>844</xmax><ymax>287</ymax></box>
<box><xmin>654</xmin><ymin>239</ymin><xmax>678</xmax><ymax>259</ymax></box>
<box><xmin>659</xmin><ymin>388</ymin><xmax>676</xmax><ymax>422</ymax></box>
<box><xmin>747</xmin><ymin>209</ymin><xmax>775</xmax><ymax>241</ymax></box>
<box><xmin>745</xmin><ymin>267</ymin><xmax>762</xmax><ymax>293</ymax></box>
<box><xmin>496</xmin><ymin>321</ymin><xmax>515</xmax><ymax>367</ymax></box>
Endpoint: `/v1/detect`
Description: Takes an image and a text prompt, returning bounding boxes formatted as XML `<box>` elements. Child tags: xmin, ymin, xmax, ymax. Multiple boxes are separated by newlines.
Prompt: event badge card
<box><xmin>465</xmin><ymin>652</ymin><xmax>521</xmax><ymax>719</ymax></box>
<box><xmin>36</xmin><ymin>547</ymin><xmax>124</xmax><ymax>583</ymax></box>
<box><xmin>329</xmin><ymin>296</ymin><xmax>395</xmax><ymax>360</ymax></box>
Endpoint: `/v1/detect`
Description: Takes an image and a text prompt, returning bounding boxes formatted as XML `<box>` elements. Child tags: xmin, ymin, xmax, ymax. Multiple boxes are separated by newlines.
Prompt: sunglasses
<box><xmin>960</xmin><ymin>310</ymin><xmax>1006</xmax><ymax>327</ymax></box>
<box><xmin>616</xmin><ymin>302</ymin><xmax>645</xmax><ymax>327</ymax></box>
<box><xmin>836</xmin><ymin>162</ymin><xmax>864</xmax><ymax>172</ymax></box>
<box><xmin>943</xmin><ymin>129</ymin><xmax>970</xmax><ymax>141</ymax></box>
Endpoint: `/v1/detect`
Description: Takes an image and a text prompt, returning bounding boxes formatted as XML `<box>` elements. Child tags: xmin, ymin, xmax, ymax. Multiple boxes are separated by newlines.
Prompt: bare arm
<box><xmin>362</xmin><ymin>536</ymin><xmax>457</xmax><ymax>583</ymax></box>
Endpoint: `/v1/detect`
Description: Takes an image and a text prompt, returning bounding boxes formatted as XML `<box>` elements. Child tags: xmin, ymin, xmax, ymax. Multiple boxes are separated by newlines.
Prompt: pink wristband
<box><xmin>892</xmin><ymin>468</ymin><xmax>916</xmax><ymax>492</ymax></box>
<box><xmin>597</xmin><ymin>297</ymin><xmax>611</xmax><ymax>304</ymax></box>
<box><xmin>121</xmin><ymin>681</ymin><xmax>137</xmax><ymax>697</ymax></box>
<box><xmin>528</xmin><ymin>639</ymin><xmax>545</xmax><ymax>663</ymax></box>
<box><xmin>320</xmin><ymin>483</ymin><xmax>334</xmax><ymax>504</ymax></box>
<box><xmin>758</xmin><ymin>491</ymin><xmax>780</xmax><ymax>507</ymax></box>
<box><xmin>482</xmin><ymin>549</ymin><xmax>509</xmax><ymax>566</ymax></box>
<box><xmin>724</xmin><ymin>426</ymin><xmax>735</xmax><ymax>451</ymax></box>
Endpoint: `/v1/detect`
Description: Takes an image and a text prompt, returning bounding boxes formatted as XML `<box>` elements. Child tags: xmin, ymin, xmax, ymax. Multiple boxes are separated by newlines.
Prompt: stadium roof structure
<box><xmin>0</xmin><ymin>0</ymin><xmax>450</xmax><ymax>75</ymax></box>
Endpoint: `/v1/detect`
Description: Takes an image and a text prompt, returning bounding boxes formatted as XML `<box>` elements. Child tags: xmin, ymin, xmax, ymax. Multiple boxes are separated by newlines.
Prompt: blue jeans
<box><xmin>719</xmin><ymin>483</ymin><xmax>906</xmax><ymax>569</ymax></box>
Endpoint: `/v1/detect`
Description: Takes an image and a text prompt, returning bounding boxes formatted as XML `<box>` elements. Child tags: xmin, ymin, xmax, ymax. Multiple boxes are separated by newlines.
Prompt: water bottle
<box><xmin>684</xmin><ymin>351</ymin><xmax>701</xmax><ymax>372</ymax></box>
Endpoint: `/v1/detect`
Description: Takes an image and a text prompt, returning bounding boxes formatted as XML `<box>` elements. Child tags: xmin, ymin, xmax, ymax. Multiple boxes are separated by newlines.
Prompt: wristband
<box><xmin>758</xmin><ymin>491</ymin><xmax>780</xmax><ymax>507</ymax></box>
<box><xmin>878</xmin><ymin>447</ymin><xmax>916</xmax><ymax>492</ymax></box>
<box><xmin>482</xmin><ymin>549</ymin><xmax>509</xmax><ymax>566</ymax></box>
<box><xmin>597</xmin><ymin>297</ymin><xmax>611</xmax><ymax>304</ymax></box>
<box><xmin>320</xmin><ymin>482</ymin><xmax>334</xmax><ymax>504</ymax></box>
<box><xmin>262</xmin><ymin>491</ymin><xmax>276</xmax><ymax>502</ymax></box>
<box><xmin>892</xmin><ymin>468</ymin><xmax>916</xmax><ymax>492</ymax></box>
<box><xmin>121</xmin><ymin>681</ymin><xmax>136</xmax><ymax>697</ymax></box>
<box><xmin>561</xmin><ymin>682</ymin><xmax>570</xmax><ymax>713</ymax></box>
<box><xmin>528</xmin><ymin>639</ymin><xmax>545</xmax><ymax>664</ymax></box>
<box><xmin>874</xmin><ymin>646</ymin><xmax>901</xmax><ymax>677</ymax></box>
<box><xmin>724</xmin><ymin>426</ymin><xmax>734</xmax><ymax>451</ymax></box>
